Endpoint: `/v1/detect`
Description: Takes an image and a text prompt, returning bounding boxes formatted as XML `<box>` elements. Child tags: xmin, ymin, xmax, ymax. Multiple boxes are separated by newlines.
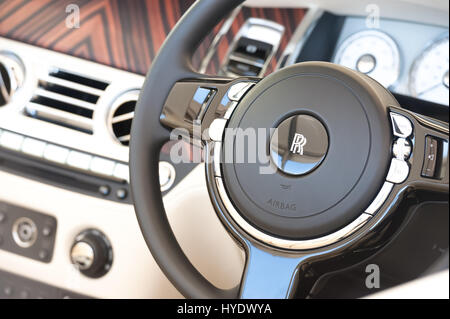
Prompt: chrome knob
<box><xmin>70</xmin><ymin>229</ymin><xmax>113</xmax><ymax>278</ymax></box>
<box><xmin>0</xmin><ymin>52</ymin><xmax>24</xmax><ymax>106</ymax></box>
<box><xmin>70</xmin><ymin>241</ymin><xmax>95</xmax><ymax>270</ymax></box>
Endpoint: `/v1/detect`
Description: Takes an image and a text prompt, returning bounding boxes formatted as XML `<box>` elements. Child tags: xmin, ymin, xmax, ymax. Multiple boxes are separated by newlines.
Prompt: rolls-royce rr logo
<box><xmin>290</xmin><ymin>133</ymin><xmax>307</xmax><ymax>155</ymax></box>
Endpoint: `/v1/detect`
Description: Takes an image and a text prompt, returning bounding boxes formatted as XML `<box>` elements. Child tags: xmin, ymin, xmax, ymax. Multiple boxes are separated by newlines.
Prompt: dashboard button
<box><xmin>159</xmin><ymin>161</ymin><xmax>175</xmax><ymax>191</ymax></box>
<box><xmin>43</xmin><ymin>144</ymin><xmax>69</xmax><ymax>164</ymax></box>
<box><xmin>0</xmin><ymin>131</ymin><xmax>24</xmax><ymax>150</ymax></box>
<box><xmin>67</xmin><ymin>150</ymin><xmax>92</xmax><ymax>170</ymax></box>
<box><xmin>113</xmin><ymin>163</ymin><xmax>129</xmax><ymax>181</ymax></box>
<box><xmin>421</xmin><ymin>136</ymin><xmax>438</xmax><ymax>178</ymax></box>
<box><xmin>90</xmin><ymin>156</ymin><xmax>115</xmax><ymax>176</ymax></box>
<box><xmin>116</xmin><ymin>188</ymin><xmax>127</xmax><ymax>200</ymax></box>
<box><xmin>21</xmin><ymin>138</ymin><xmax>46</xmax><ymax>157</ymax></box>
<box><xmin>98</xmin><ymin>185</ymin><xmax>110</xmax><ymax>196</ymax></box>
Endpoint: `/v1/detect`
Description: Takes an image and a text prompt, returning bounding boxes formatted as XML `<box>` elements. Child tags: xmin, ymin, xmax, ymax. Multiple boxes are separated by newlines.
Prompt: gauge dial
<box><xmin>409</xmin><ymin>35</ymin><xmax>449</xmax><ymax>106</ymax></box>
<box><xmin>334</xmin><ymin>30</ymin><xmax>401</xmax><ymax>88</ymax></box>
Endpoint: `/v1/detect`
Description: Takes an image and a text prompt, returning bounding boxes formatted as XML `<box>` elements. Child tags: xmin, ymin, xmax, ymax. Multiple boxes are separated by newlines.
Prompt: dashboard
<box><xmin>0</xmin><ymin>0</ymin><xmax>448</xmax><ymax>299</ymax></box>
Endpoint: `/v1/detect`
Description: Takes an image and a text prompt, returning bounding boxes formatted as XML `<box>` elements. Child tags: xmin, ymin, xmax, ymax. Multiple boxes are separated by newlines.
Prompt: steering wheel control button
<box><xmin>270</xmin><ymin>114</ymin><xmax>328</xmax><ymax>176</ymax></box>
<box><xmin>191</xmin><ymin>87</ymin><xmax>215</xmax><ymax>124</ymax></box>
<box><xmin>392</xmin><ymin>138</ymin><xmax>412</xmax><ymax>160</ymax></box>
<box><xmin>209</xmin><ymin>118</ymin><xmax>228</xmax><ymax>142</ymax></box>
<box><xmin>227</xmin><ymin>82</ymin><xmax>255</xmax><ymax>101</ymax></box>
<box><xmin>386</xmin><ymin>158</ymin><xmax>410</xmax><ymax>184</ymax></box>
<box><xmin>12</xmin><ymin>217</ymin><xmax>38</xmax><ymax>248</ymax></box>
<box><xmin>159</xmin><ymin>161</ymin><xmax>176</xmax><ymax>192</ymax></box>
<box><xmin>390</xmin><ymin>113</ymin><xmax>413</xmax><ymax>138</ymax></box>
<box><xmin>422</xmin><ymin>136</ymin><xmax>439</xmax><ymax>178</ymax></box>
<box><xmin>71</xmin><ymin>229</ymin><xmax>113</xmax><ymax>278</ymax></box>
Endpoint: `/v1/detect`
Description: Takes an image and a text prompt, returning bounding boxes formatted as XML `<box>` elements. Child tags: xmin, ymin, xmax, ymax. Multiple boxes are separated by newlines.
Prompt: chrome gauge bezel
<box><xmin>333</xmin><ymin>30</ymin><xmax>401</xmax><ymax>89</ymax></box>
<box><xmin>408</xmin><ymin>33</ymin><xmax>449</xmax><ymax>106</ymax></box>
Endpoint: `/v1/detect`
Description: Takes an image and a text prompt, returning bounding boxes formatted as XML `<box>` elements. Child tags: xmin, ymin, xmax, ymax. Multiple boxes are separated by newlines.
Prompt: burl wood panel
<box><xmin>0</xmin><ymin>0</ymin><xmax>305</xmax><ymax>75</ymax></box>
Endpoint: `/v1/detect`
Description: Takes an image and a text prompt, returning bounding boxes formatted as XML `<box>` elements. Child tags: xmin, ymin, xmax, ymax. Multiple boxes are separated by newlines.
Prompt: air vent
<box><xmin>108</xmin><ymin>90</ymin><xmax>139</xmax><ymax>146</ymax></box>
<box><xmin>25</xmin><ymin>69</ymin><xmax>109</xmax><ymax>134</ymax></box>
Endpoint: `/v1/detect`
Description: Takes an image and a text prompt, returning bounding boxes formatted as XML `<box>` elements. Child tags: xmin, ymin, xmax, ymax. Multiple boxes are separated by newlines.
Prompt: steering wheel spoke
<box><xmin>239</xmin><ymin>245</ymin><xmax>309</xmax><ymax>299</ymax></box>
<box><xmin>160</xmin><ymin>75</ymin><xmax>258</xmax><ymax>143</ymax></box>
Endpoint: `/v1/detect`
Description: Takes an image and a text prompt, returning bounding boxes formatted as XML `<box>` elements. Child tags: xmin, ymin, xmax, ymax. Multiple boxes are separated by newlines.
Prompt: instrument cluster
<box><xmin>334</xmin><ymin>27</ymin><xmax>449</xmax><ymax>106</ymax></box>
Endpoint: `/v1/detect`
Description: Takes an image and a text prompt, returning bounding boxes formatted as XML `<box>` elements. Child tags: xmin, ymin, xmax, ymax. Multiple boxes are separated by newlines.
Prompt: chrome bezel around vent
<box><xmin>107</xmin><ymin>90</ymin><xmax>140</xmax><ymax>146</ymax></box>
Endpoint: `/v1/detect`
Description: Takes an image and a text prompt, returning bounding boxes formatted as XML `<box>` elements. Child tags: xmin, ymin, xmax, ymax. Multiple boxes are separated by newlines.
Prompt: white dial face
<box><xmin>409</xmin><ymin>35</ymin><xmax>449</xmax><ymax>106</ymax></box>
<box><xmin>334</xmin><ymin>30</ymin><xmax>401</xmax><ymax>88</ymax></box>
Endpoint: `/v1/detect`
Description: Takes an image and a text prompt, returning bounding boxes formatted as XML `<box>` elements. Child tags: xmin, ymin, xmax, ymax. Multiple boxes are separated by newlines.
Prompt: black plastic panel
<box><xmin>295</xmin><ymin>12</ymin><xmax>346</xmax><ymax>63</ymax></box>
<box><xmin>0</xmin><ymin>202</ymin><xmax>56</xmax><ymax>263</ymax></box>
<box><xmin>0</xmin><ymin>269</ymin><xmax>90</xmax><ymax>299</ymax></box>
<box><xmin>308</xmin><ymin>201</ymin><xmax>449</xmax><ymax>298</ymax></box>
<box><xmin>0</xmin><ymin>147</ymin><xmax>132</xmax><ymax>204</ymax></box>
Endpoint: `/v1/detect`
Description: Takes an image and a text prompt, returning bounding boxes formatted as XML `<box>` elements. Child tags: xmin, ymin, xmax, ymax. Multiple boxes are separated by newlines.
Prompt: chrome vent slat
<box><xmin>49</xmin><ymin>69</ymin><xmax>109</xmax><ymax>90</ymax></box>
<box><xmin>39</xmin><ymin>79</ymin><xmax>99</xmax><ymax>103</ymax></box>
<box><xmin>34</xmin><ymin>87</ymin><xmax>97</xmax><ymax>111</ymax></box>
<box><xmin>111</xmin><ymin>111</ymin><xmax>134</xmax><ymax>124</ymax></box>
<box><xmin>43</xmin><ymin>75</ymin><xmax>105</xmax><ymax>96</ymax></box>
<box><xmin>118</xmin><ymin>134</ymin><xmax>130</xmax><ymax>142</ymax></box>
<box><xmin>26</xmin><ymin>102</ymin><xmax>93</xmax><ymax>133</ymax></box>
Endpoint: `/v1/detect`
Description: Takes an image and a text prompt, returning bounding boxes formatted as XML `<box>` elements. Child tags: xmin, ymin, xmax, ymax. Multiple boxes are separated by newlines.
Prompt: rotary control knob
<box><xmin>70</xmin><ymin>229</ymin><xmax>113</xmax><ymax>278</ymax></box>
<box><xmin>0</xmin><ymin>52</ymin><xmax>24</xmax><ymax>106</ymax></box>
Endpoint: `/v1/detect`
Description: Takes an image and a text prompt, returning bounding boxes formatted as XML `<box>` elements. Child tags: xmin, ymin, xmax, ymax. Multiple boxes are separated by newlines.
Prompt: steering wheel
<box><xmin>130</xmin><ymin>0</ymin><xmax>449</xmax><ymax>298</ymax></box>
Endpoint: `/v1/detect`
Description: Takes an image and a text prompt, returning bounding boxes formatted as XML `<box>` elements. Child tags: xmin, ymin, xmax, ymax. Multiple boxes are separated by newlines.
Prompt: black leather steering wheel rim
<box><xmin>130</xmin><ymin>0</ymin><xmax>244</xmax><ymax>299</ymax></box>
